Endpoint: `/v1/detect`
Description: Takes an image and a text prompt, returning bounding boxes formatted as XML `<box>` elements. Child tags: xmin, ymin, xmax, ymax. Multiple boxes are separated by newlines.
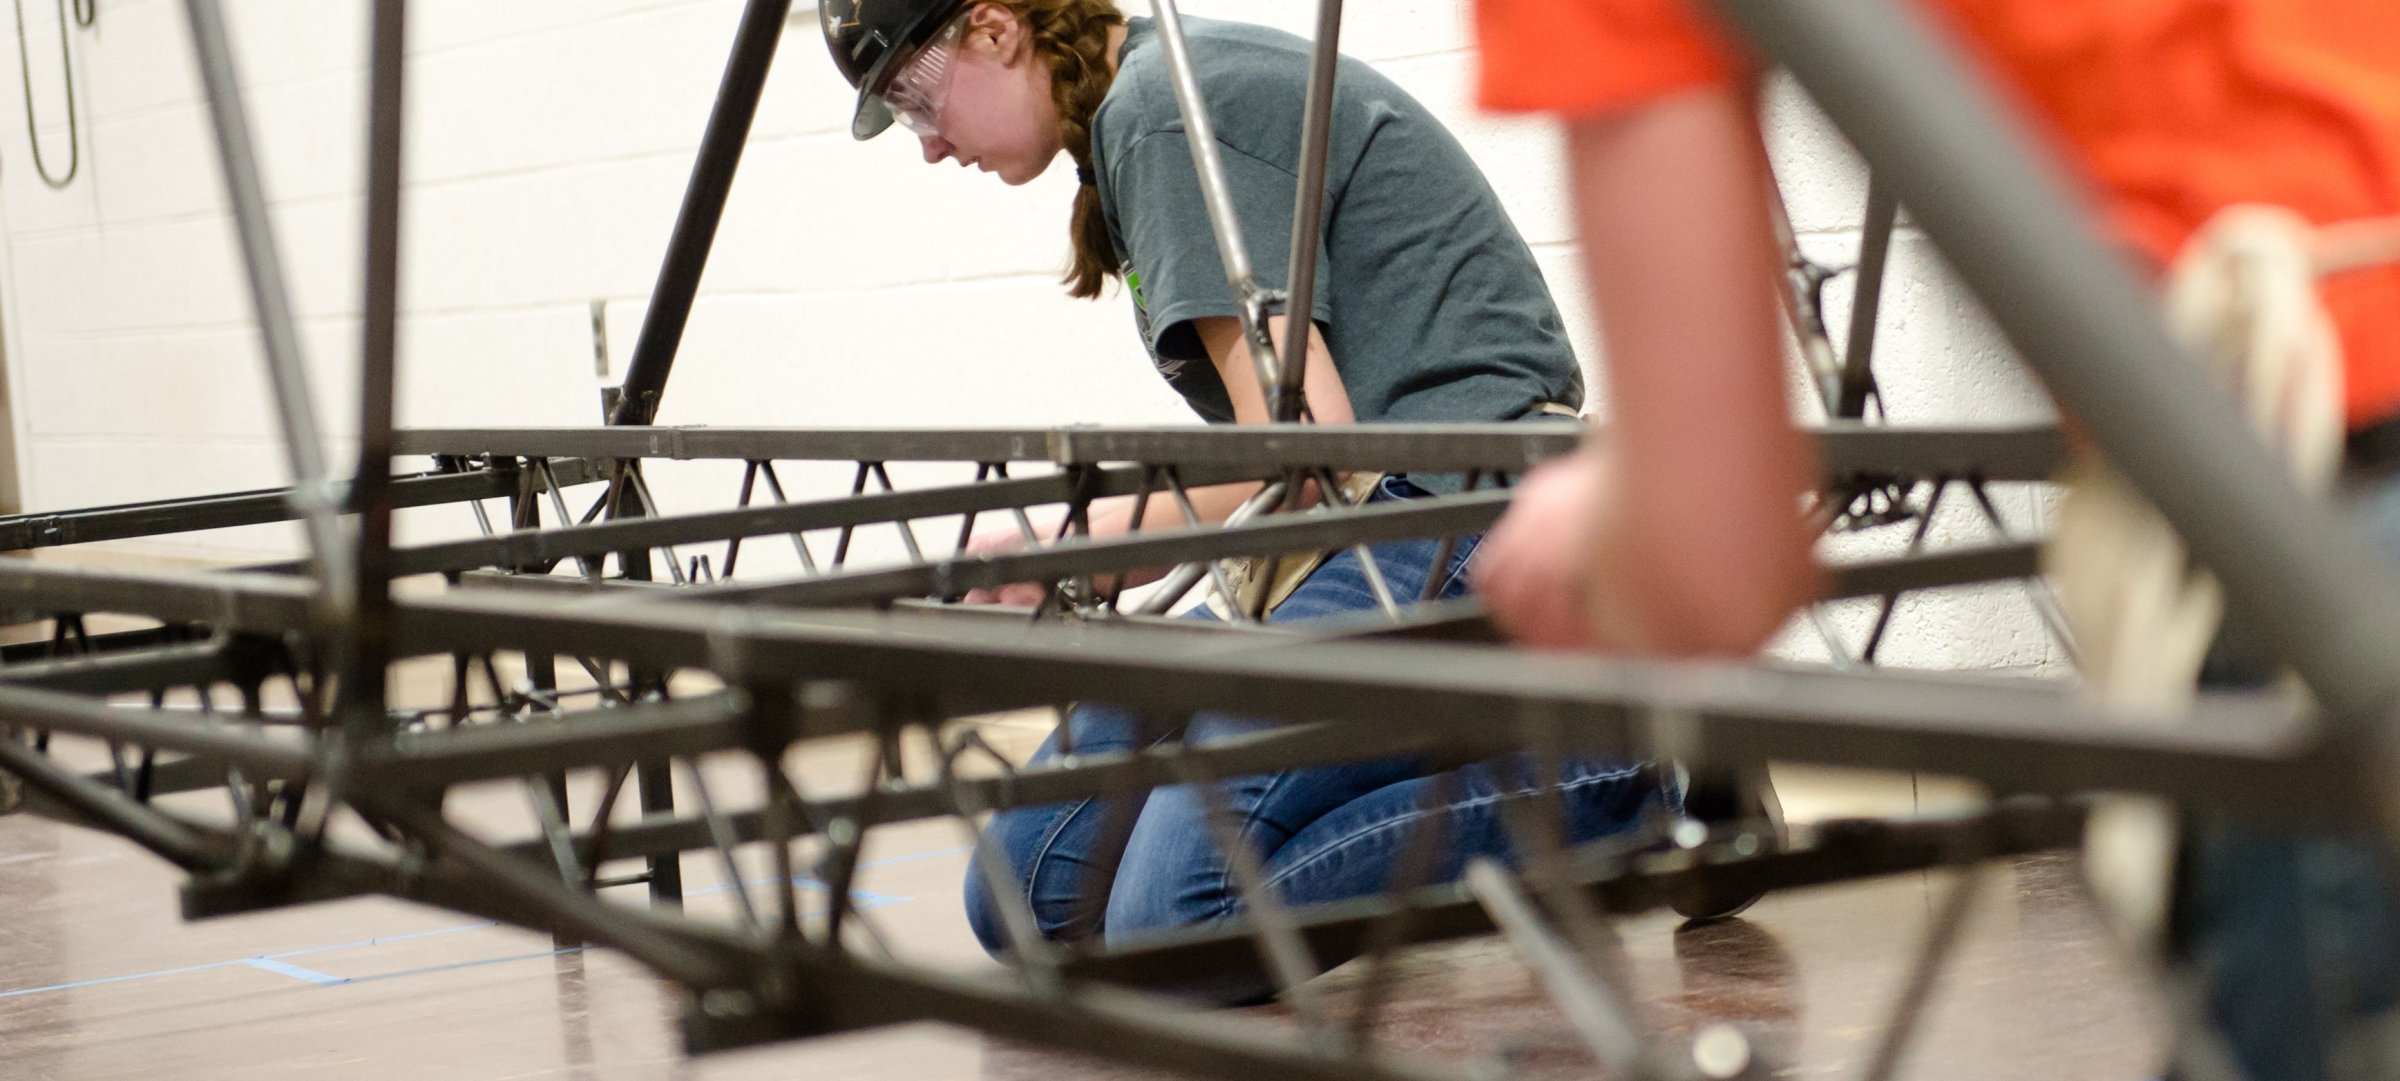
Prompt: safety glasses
<box><xmin>880</xmin><ymin>11</ymin><xmax>971</xmax><ymax>138</ymax></box>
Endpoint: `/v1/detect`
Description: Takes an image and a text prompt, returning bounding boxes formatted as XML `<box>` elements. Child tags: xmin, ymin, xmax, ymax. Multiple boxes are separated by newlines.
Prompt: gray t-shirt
<box><xmin>1093</xmin><ymin>16</ymin><xmax>1581</xmax><ymax>440</ymax></box>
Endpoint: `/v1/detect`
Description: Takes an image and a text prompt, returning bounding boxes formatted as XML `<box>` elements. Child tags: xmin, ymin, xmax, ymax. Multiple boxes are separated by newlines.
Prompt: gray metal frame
<box><xmin>0</xmin><ymin>0</ymin><xmax>2386</xmax><ymax>1078</ymax></box>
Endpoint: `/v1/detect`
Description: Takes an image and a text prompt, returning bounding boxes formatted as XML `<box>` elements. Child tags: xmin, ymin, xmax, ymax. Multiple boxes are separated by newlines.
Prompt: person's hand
<box><xmin>958</xmin><ymin>527</ymin><xmax>1051</xmax><ymax>606</ymax></box>
<box><xmin>1477</xmin><ymin>451</ymin><xmax>1613</xmax><ymax>651</ymax></box>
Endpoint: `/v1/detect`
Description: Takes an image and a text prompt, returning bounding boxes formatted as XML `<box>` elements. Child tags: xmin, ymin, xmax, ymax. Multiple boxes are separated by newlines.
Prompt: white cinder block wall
<box><xmin>0</xmin><ymin>0</ymin><xmax>2061</xmax><ymax>671</ymax></box>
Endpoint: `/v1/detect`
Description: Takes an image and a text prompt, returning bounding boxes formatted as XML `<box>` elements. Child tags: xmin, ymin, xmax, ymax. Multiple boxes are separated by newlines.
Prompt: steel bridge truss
<box><xmin>1</xmin><ymin>0</ymin><xmax>2395</xmax><ymax>1079</ymax></box>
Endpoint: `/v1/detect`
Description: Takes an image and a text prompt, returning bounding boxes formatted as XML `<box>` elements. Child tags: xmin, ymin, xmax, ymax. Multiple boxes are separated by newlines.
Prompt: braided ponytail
<box><xmin>998</xmin><ymin>0</ymin><xmax>1125</xmax><ymax>299</ymax></box>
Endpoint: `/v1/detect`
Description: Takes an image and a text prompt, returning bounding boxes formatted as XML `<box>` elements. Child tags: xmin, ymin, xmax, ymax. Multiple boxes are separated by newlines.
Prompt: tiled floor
<box><xmin>0</xmin><ymin>733</ymin><xmax>2162</xmax><ymax>1081</ymax></box>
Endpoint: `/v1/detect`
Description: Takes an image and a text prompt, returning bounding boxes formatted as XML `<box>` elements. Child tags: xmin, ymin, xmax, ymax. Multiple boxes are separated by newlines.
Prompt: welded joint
<box><xmin>1044</xmin><ymin>426</ymin><xmax>1089</xmax><ymax>466</ymax></box>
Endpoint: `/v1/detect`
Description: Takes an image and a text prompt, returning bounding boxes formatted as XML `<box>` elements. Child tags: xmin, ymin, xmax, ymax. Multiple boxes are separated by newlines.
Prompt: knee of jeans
<box><xmin>961</xmin><ymin>804</ymin><xmax>1059</xmax><ymax>957</ymax></box>
<box><xmin>960</xmin><ymin>851</ymin><xmax>1012</xmax><ymax>957</ymax></box>
<box><xmin>1101</xmin><ymin>822</ymin><xmax>1239</xmax><ymax>947</ymax></box>
<box><xmin>1099</xmin><ymin>873</ymin><xmax>1187</xmax><ymax>948</ymax></box>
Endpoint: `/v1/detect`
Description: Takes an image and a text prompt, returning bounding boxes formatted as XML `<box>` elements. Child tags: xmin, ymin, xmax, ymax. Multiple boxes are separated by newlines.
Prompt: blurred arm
<box><xmin>1482</xmin><ymin>86</ymin><xmax>1821</xmax><ymax>655</ymax></box>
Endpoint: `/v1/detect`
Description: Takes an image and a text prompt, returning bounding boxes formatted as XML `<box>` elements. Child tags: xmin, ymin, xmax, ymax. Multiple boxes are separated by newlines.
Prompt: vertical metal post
<box><xmin>1760</xmin><ymin>156</ymin><xmax>1844</xmax><ymax>415</ymax></box>
<box><xmin>1705</xmin><ymin>0</ymin><xmax>2400</xmax><ymax>732</ymax></box>
<box><xmin>637</xmin><ymin>759</ymin><xmax>684</xmax><ymax>908</ymax></box>
<box><xmin>1838</xmin><ymin>176</ymin><xmax>1897</xmax><ymax>419</ymax></box>
<box><xmin>1142</xmin><ymin>0</ymin><xmax>1283</xmax><ymax>402</ymax></box>
<box><xmin>182</xmin><ymin>0</ymin><xmax>352</xmax><ymax>614</ymax></box>
<box><xmin>1270</xmin><ymin>0</ymin><xmax>1344</xmax><ymax>423</ymax></box>
<box><xmin>343</xmin><ymin>0</ymin><xmax>407</xmax><ymax>740</ymax></box>
<box><xmin>607</xmin><ymin>0</ymin><xmax>792</xmax><ymax>427</ymax></box>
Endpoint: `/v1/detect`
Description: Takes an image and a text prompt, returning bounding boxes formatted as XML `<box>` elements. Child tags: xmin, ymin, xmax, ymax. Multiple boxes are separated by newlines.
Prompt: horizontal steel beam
<box><xmin>388</xmin><ymin>590</ymin><xmax>2335</xmax><ymax>817</ymax></box>
<box><xmin>1</xmin><ymin>624</ymin><xmax>192</xmax><ymax>666</ymax></box>
<box><xmin>249</xmin><ymin>722</ymin><xmax>1468</xmax><ymax>905</ymax></box>
<box><xmin>365</xmin><ymin>694</ymin><xmax>745</xmax><ymax>788</ymax></box>
<box><xmin>1065</xmin><ymin>799</ymin><xmax>2087</xmax><ymax>989</ymax></box>
<box><xmin>559</xmin><ymin>722</ymin><xmax>1470</xmax><ymax>864</ymax></box>
<box><xmin>0</xmin><ymin>459</ymin><xmax>603</xmax><ymax>552</ymax></box>
<box><xmin>450</xmin><ymin>569</ymin><xmax>669</xmax><ymax>595</ymax></box>
<box><xmin>458</xmin><ymin>538</ymin><xmax>2041</xmax><ymax>617</ymax></box>
<box><xmin>383</xmin><ymin>462</ymin><xmax>1257</xmax><ymax>579</ymax></box>
<box><xmin>0</xmin><ymin>558</ymin><xmax>2325</xmax><ymax>818</ymax></box>
<box><xmin>0</xmin><ymin>685</ymin><xmax>315</xmax><ymax>781</ymax></box>
<box><xmin>1825</xmin><ymin>542</ymin><xmax>2043</xmax><ymax>600</ymax></box>
<box><xmin>1284</xmin><ymin>597</ymin><xmax>1499</xmax><ymax>643</ymax></box>
<box><xmin>682</xmin><ymin>490</ymin><xmax>1509</xmax><ymax>608</ymax></box>
<box><xmin>0</xmin><ymin>736</ymin><xmax>225</xmax><ymax>871</ymax></box>
<box><xmin>0</xmin><ymin>562</ymin><xmax>315</xmax><ymax>630</ymax></box>
<box><xmin>394</xmin><ymin>423</ymin><xmax>2066</xmax><ymax>481</ymax></box>
<box><xmin>0</xmin><ymin>642</ymin><xmax>232</xmax><ymax>695</ymax></box>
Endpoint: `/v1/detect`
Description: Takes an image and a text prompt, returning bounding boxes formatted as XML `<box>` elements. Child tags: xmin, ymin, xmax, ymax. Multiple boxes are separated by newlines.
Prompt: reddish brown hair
<box><xmin>991</xmin><ymin>0</ymin><xmax>1125</xmax><ymax>298</ymax></box>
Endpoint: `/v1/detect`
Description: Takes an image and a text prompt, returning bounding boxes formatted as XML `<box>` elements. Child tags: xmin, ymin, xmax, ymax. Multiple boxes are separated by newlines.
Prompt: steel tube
<box><xmin>383</xmin><ymin>463</ymin><xmax>1254</xmax><ymax>578</ymax></box>
<box><xmin>0</xmin><ymin>625</ymin><xmax>185</xmax><ymax>666</ymax></box>
<box><xmin>364</xmin><ymin>694</ymin><xmax>744</xmax><ymax>789</ymax></box>
<box><xmin>353</xmin><ymin>796</ymin><xmax>742</xmax><ymax>989</ymax></box>
<box><xmin>1069</xmin><ymin>800</ymin><xmax>2083</xmax><ymax>989</ymax></box>
<box><xmin>1823</xmin><ymin>542</ymin><xmax>2041</xmax><ymax>600</ymax></box>
<box><xmin>1839</xmin><ymin>176</ymin><xmax>1898</xmax><ymax>418</ymax></box>
<box><xmin>607</xmin><ymin>0</ymin><xmax>792</xmax><ymax>426</ymax></box>
<box><xmin>473</xmin><ymin>721</ymin><xmax>1468</xmax><ymax>870</ymax></box>
<box><xmin>1141</xmin><ymin>0</ymin><xmax>1283</xmax><ymax>398</ymax></box>
<box><xmin>1464</xmin><ymin>859</ymin><xmax>1651</xmax><ymax>1076</ymax></box>
<box><xmin>391</xmin><ymin>423</ymin><xmax>2066</xmax><ymax>480</ymax></box>
<box><xmin>0</xmin><ymin>562</ymin><xmax>315</xmax><ymax>631</ymax></box>
<box><xmin>683</xmin><ymin>488</ymin><xmax>1508</xmax><ymax>608</ymax></box>
<box><xmin>0</xmin><ymin>736</ymin><xmax>220</xmax><ymax>872</ymax></box>
<box><xmin>1763</xmin><ymin>157</ymin><xmax>1844</xmax><ymax>413</ymax></box>
<box><xmin>1271</xmin><ymin>0</ymin><xmax>1344</xmax><ymax>423</ymax></box>
<box><xmin>1135</xmin><ymin>476</ymin><xmax>1293</xmax><ymax>616</ymax></box>
<box><xmin>393</xmin><ymin>591</ymin><xmax>2334</xmax><ymax>817</ymax></box>
<box><xmin>345</xmin><ymin>0</ymin><xmax>408</xmax><ymax>740</ymax></box>
<box><xmin>0</xmin><ymin>463</ymin><xmax>599</xmax><ymax>552</ymax></box>
<box><xmin>0</xmin><ymin>684</ymin><xmax>314</xmax><ymax>780</ymax></box>
<box><xmin>181</xmin><ymin>0</ymin><xmax>350</xmax><ymax>612</ymax></box>
<box><xmin>0</xmin><ymin>642</ymin><xmax>231</xmax><ymax>695</ymax></box>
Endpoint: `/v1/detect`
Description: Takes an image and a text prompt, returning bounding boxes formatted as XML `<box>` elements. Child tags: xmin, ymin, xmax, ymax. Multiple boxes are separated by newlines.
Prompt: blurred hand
<box><xmin>958</xmin><ymin>527</ymin><xmax>1050</xmax><ymax>607</ymax></box>
<box><xmin>1477</xmin><ymin>451</ymin><xmax>1612</xmax><ymax>651</ymax></box>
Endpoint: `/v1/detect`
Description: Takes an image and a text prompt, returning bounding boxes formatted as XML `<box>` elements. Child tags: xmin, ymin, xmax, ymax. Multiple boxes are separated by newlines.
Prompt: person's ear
<box><xmin>964</xmin><ymin>2</ymin><xmax>1029</xmax><ymax>65</ymax></box>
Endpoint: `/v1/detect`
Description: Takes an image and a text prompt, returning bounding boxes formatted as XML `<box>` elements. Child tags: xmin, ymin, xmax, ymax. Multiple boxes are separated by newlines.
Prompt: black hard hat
<box><xmin>822</xmin><ymin>0</ymin><xmax>968</xmax><ymax>139</ymax></box>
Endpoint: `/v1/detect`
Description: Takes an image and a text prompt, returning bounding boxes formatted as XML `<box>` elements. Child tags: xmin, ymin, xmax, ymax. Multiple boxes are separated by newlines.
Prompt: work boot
<box><xmin>1669</xmin><ymin>768</ymin><xmax>1786</xmax><ymax>923</ymax></box>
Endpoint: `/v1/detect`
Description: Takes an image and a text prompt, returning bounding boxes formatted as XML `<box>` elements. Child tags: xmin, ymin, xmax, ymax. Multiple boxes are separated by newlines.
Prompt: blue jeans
<box><xmin>2181</xmin><ymin>472</ymin><xmax>2400</xmax><ymax>1081</ymax></box>
<box><xmin>963</xmin><ymin>475</ymin><xmax>1672</xmax><ymax>994</ymax></box>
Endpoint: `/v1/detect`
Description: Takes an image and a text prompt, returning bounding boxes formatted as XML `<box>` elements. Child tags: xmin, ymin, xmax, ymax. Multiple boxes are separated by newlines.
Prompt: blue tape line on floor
<box><xmin>0</xmin><ymin>959</ymin><xmax>237</xmax><ymax>1000</ymax></box>
<box><xmin>338</xmin><ymin>947</ymin><xmax>583</xmax><ymax>986</ymax></box>
<box><xmin>242</xmin><ymin>957</ymin><xmax>348</xmax><ymax>986</ymax></box>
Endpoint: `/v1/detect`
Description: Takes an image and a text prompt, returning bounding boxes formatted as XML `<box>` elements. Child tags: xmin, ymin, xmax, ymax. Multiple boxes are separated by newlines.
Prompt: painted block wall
<box><xmin>0</xmin><ymin>0</ymin><xmax>2062</xmax><ymax>670</ymax></box>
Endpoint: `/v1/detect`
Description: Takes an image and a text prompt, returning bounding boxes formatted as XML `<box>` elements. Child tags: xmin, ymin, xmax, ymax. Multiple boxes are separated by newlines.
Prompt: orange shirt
<box><xmin>1479</xmin><ymin>0</ymin><xmax>2400</xmax><ymax>428</ymax></box>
